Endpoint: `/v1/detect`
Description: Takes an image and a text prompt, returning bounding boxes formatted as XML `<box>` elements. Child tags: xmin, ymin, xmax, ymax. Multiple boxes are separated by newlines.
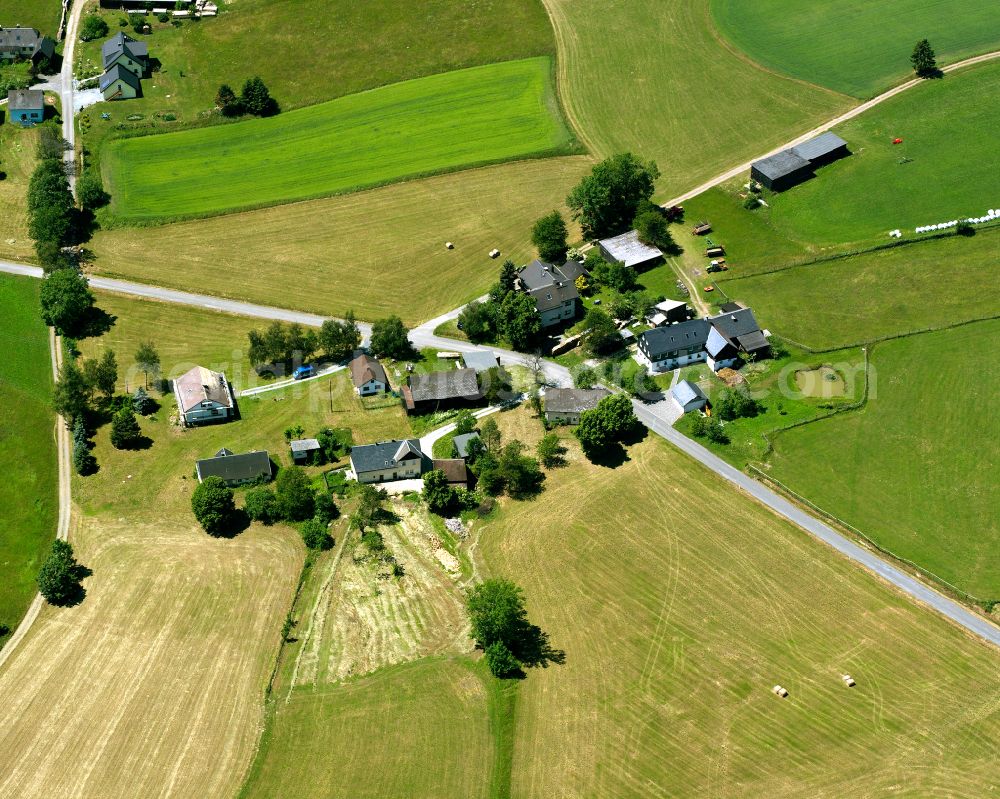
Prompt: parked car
<box><xmin>293</xmin><ymin>365</ymin><xmax>316</xmax><ymax>380</ymax></box>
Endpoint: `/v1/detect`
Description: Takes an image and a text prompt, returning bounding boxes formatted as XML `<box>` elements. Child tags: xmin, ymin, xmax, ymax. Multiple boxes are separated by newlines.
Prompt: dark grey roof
<box><xmin>452</xmin><ymin>432</ymin><xmax>481</xmax><ymax>458</ymax></box>
<box><xmin>350</xmin><ymin>439</ymin><xmax>423</xmax><ymax>473</ymax></box>
<box><xmin>736</xmin><ymin>330</ymin><xmax>770</xmax><ymax>353</ymax></box>
<box><xmin>100</xmin><ymin>63</ymin><xmax>141</xmax><ymax>92</ymax></box>
<box><xmin>517</xmin><ymin>259</ymin><xmax>580</xmax><ymax>312</ymax></box>
<box><xmin>102</xmin><ymin>32</ymin><xmax>148</xmax><ymax>69</ymax></box>
<box><xmin>709</xmin><ymin>308</ymin><xmax>762</xmax><ymax>340</ymax></box>
<box><xmin>0</xmin><ymin>26</ymin><xmax>45</xmax><ymax>54</ymax></box>
<box><xmin>462</xmin><ymin>350</ymin><xmax>499</xmax><ymax>373</ymax></box>
<box><xmin>752</xmin><ymin>149</ymin><xmax>810</xmax><ymax>181</ymax></box>
<box><xmin>719</xmin><ymin>302</ymin><xmax>743</xmax><ymax>314</ymax></box>
<box><xmin>528</xmin><ymin>282</ymin><xmax>578</xmax><ymax>313</ymax></box>
<box><xmin>791</xmin><ymin>132</ymin><xmax>848</xmax><ymax>162</ymax></box>
<box><xmin>517</xmin><ymin>259</ymin><xmax>562</xmax><ymax>291</ymax></box>
<box><xmin>7</xmin><ymin>88</ymin><xmax>43</xmax><ymax>111</ymax></box>
<box><xmin>558</xmin><ymin>260</ymin><xmax>590</xmax><ymax>282</ymax></box>
<box><xmin>639</xmin><ymin>319</ymin><xmax>711</xmax><ymax>357</ymax></box>
<box><xmin>672</xmin><ymin>380</ymin><xmax>707</xmax><ymax>407</ymax></box>
<box><xmin>408</xmin><ymin>368</ymin><xmax>480</xmax><ymax>403</ymax></box>
<box><xmin>196</xmin><ymin>450</ymin><xmax>271</xmax><ymax>483</ymax></box>
<box><xmin>544</xmin><ymin>387</ymin><xmax>611</xmax><ymax>414</ymax></box>
<box><xmin>289</xmin><ymin>438</ymin><xmax>321</xmax><ymax>453</ymax></box>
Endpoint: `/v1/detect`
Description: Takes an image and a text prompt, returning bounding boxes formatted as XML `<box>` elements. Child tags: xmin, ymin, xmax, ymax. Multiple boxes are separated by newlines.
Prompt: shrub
<box><xmin>484</xmin><ymin>641</ymin><xmax>521</xmax><ymax>678</ymax></box>
<box><xmin>80</xmin><ymin>15</ymin><xmax>110</xmax><ymax>41</ymax></box>
<box><xmin>275</xmin><ymin>467</ymin><xmax>315</xmax><ymax>521</ymax></box>
<box><xmin>743</xmin><ymin>195</ymin><xmax>761</xmax><ymax>210</ymax></box>
<box><xmin>244</xmin><ymin>487</ymin><xmax>279</xmax><ymax>524</ymax></box>
<box><xmin>300</xmin><ymin>518</ymin><xmax>333</xmax><ymax>551</ymax></box>
<box><xmin>313</xmin><ymin>491</ymin><xmax>339</xmax><ymax>524</ymax></box>
<box><xmin>191</xmin><ymin>476</ymin><xmax>237</xmax><ymax>535</ymax></box>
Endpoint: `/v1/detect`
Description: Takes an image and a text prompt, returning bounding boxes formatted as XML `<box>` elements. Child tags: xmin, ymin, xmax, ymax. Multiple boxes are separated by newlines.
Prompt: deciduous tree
<box><xmin>567</xmin><ymin>153</ymin><xmax>660</xmax><ymax>239</ymax></box>
<box><xmin>318</xmin><ymin>312</ymin><xmax>361</xmax><ymax>361</ymax></box>
<box><xmin>37</xmin><ymin>540</ymin><xmax>86</xmax><ymax>605</ymax></box>
<box><xmin>531</xmin><ymin>210</ymin><xmax>569</xmax><ymax>263</ymax></box>
<box><xmin>275</xmin><ymin>467</ymin><xmax>315</xmax><ymax>521</ymax></box>
<box><xmin>191</xmin><ymin>476</ymin><xmax>237</xmax><ymax>536</ymax></box>
<box><xmin>369</xmin><ymin>316</ymin><xmax>412</xmax><ymax>360</ymax></box>
<box><xmin>39</xmin><ymin>268</ymin><xmax>94</xmax><ymax>335</ymax></box>
<box><xmin>498</xmin><ymin>291</ymin><xmax>541</xmax><ymax>352</ymax></box>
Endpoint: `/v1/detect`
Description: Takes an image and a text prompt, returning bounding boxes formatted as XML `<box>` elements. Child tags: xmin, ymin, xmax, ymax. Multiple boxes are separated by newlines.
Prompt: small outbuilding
<box><xmin>289</xmin><ymin>438</ymin><xmax>321</xmax><ymax>464</ymax></box>
<box><xmin>543</xmin><ymin>387</ymin><xmax>611</xmax><ymax>425</ymax></box>
<box><xmin>402</xmin><ymin>368</ymin><xmax>482</xmax><ymax>414</ymax></box>
<box><xmin>196</xmin><ymin>448</ymin><xmax>272</xmax><ymax>486</ymax></box>
<box><xmin>751</xmin><ymin>132</ymin><xmax>849</xmax><ymax>191</ymax></box>
<box><xmin>671</xmin><ymin>380</ymin><xmax>708</xmax><ymax>413</ymax></box>
<box><xmin>647</xmin><ymin>299</ymin><xmax>690</xmax><ymax>327</ymax></box>
<box><xmin>452</xmin><ymin>432</ymin><xmax>482</xmax><ymax>459</ymax></box>
<box><xmin>598</xmin><ymin>230</ymin><xmax>663</xmax><ymax>270</ymax></box>
<box><xmin>432</xmin><ymin>458</ymin><xmax>470</xmax><ymax>489</ymax></box>
<box><xmin>461</xmin><ymin>350</ymin><xmax>500</xmax><ymax>373</ymax></box>
<box><xmin>6</xmin><ymin>89</ymin><xmax>44</xmax><ymax>125</ymax></box>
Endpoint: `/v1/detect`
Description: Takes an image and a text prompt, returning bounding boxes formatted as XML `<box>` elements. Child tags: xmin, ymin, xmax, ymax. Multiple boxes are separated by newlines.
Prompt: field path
<box><xmin>660</xmin><ymin>50</ymin><xmax>1000</xmax><ymax>208</ymax></box>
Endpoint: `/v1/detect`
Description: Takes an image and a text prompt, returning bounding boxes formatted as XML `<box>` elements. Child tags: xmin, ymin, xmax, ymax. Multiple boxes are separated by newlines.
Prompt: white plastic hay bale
<box><xmin>772</xmin><ymin>685</ymin><xmax>788</xmax><ymax>698</ymax></box>
<box><xmin>842</xmin><ymin>674</ymin><xmax>856</xmax><ymax>687</ymax></box>
<box><xmin>445</xmin><ymin>241</ymin><xmax>454</xmax><ymax>249</ymax></box>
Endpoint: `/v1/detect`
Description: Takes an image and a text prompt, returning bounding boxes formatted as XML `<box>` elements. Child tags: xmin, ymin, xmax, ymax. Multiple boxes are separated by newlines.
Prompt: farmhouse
<box><xmin>173</xmin><ymin>365</ymin><xmax>235</xmax><ymax>426</ymax></box>
<box><xmin>598</xmin><ymin>230</ymin><xmax>663</xmax><ymax>270</ymax></box>
<box><xmin>516</xmin><ymin>259</ymin><xmax>580</xmax><ymax>328</ymax></box>
<box><xmin>102</xmin><ymin>32</ymin><xmax>148</xmax><ymax>78</ymax></box>
<box><xmin>289</xmin><ymin>438</ymin><xmax>321</xmax><ymax>464</ymax></box>
<box><xmin>401</xmin><ymin>368</ymin><xmax>481</xmax><ymax>413</ymax></box>
<box><xmin>350</xmin><ymin>439</ymin><xmax>427</xmax><ymax>484</ymax></box>
<box><xmin>349</xmin><ymin>353</ymin><xmax>388</xmax><ymax>396</ymax></box>
<box><xmin>0</xmin><ymin>27</ymin><xmax>55</xmax><ymax>64</ymax></box>
<box><xmin>6</xmin><ymin>89</ymin><xmax>43</xmax><ymax>125</ymax></box>
<box><xmin>636</xmin><ymin>307</ymin><xmax>770</xmax><ymax>372</ymax></box>
<box><xmin>452</xmin><ymin>432</ymin><xmax>481</xmax><ymax>459</ymax></box>
<box><xmin>462</xmin><ymin>350</ymin><xmax>500</xmax><ymax>373</ymax></box>
<box><xmin>99</xmin><ymin>64</ymin><xmax>141</xmax><ymax>101</ymax></box>
<box><xmin>195</xmin><ymin>448</ymin><xmax>272</xmax><ymax>486</ymax></box>
<box><xmin>432</xmin><ymin>459</ymin><xmax>470</xmax><ymax>489</ymax></box>
<box><xmin>671</xmin><ymin>380</ymin><xmax>708</xmax><ymax>413</ymax></box>
<box><xmin>543</xmin><ymin>387</ymin><xmax>611</xmax><ymax>424</ymax></box>
<box><xmin>751</xmin><ymin>132</ymin><xmax>850</xmax><ymax>191</ymax></box>
<box><xmin>709</xmin><ymin>307</ymin><xmax>771</xmax><ymax>364</ymax></box>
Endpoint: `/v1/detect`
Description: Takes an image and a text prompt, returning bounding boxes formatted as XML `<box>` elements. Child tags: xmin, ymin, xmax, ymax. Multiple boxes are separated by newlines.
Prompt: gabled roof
<box><xmin>517</xmin><ymin>259</ymin><xmax>563</xmax><ymax>291</ymax></box>
<box><xmin>0</xmin><ymin>26</ymin><xmax>49</xmax><ymax>56</ymax></box>
<box><xmin>719</xmin><ymin>302</ymin><xmax>743</xmax><ymax>314</ymax></box>
<box><xmin>752</xmin><ymin>149</ymin><xmax>810</xmax><ymax>181</ymax></box>
<box><xmin>461</xmin><ymin>350</ymin><xmax>499</xmax><ymax>373</ymax></box>
<box><xmin>7</xmin><ymin>88</ymin><xmax>43</xmax><ymax>111</ymax></box>
<box><xmin>349</xmin><ymin>353</ymin><xmax>387</xmax><ymax>388</ymax></box>
<box><xmin>639</xmin><ymin>319</ymin><xmax>711</xmax><ymax>357</ymax></box>
<box><xmin>517</xmin><ymin>259</ymin><xmax>580</xmax><ymax>312</ymax></box>
<box><xmin>705</xmin><ymin>326</ymin><xmax>736</xmax><ymax>358</ymax></box>
<box><xmin>736</xmin><ymin>330</ymin><xmax>770</xmax><ymax>353</ymax></box>
<box><xmin>544</xmin><ymin>387</ymin><xmax>611</xmax><ymax>414</ymax></box>
<box><xmin>654</xmin><ymin>299</ymin><xmax>688</xmax><ymax>314</ymax></box>
<box><xmin>791</xmin><ymin>132</ymin><xmax>848</xmax><ymax>162</ymax></box>
<box><xmin>432</xmin><ymin>458</ymin><xmax>469</xmax><ymax>486</ymax></box>
<box><xmin>99</xmin><ymin>63</ymin><xmax>141</xmax><ymax>93</ymax></box>
<box><xmin>452</xmin><ymin>432</ymin><xmax>481</xmax><ymax>458</ymax></box>
<box><xmin>671</xmin><ymin>380</ymin><xmax>707</xmax><ymax>407</ymax></box>
<box><xmin>527</xmin><ymin>281</ymin><xmax>578</xmax><ymax>313</ymax></box>
<box><xmin>598</xmin><ymin>230</ymin><xmax>663</xmax><ymax>267</ymax></box>
<box><xmin>289</xmin><ymin>438</ymin><xmax>321</xmax><ymax>453</ymax></box>
<box><xmin>407</xmin><ymin>368</ymin><xmax>480</xmax><ymax>403</ymax></box>
<box><xmin>350</xmin><ymin>439</ymin><xmax>424</xmax><ymax>473</ymax></box>
<box><xmin>102</xmin><ymin>32</ymin><xmax>148</xmax><ymax>69</ymax></box>
<box><xmin>173</xmin><ymin>366</ymin><xmax>233</xmax><ymax>413</ymax></box>
<box><xmin>708</xmin><ymin>308</ymin><xmax>762</xmax><ymax>340</ymax></box>
<box><xmin>196</xmin><ymin>450</ymin><xmax>271</xmax><ymax>483</ymax></box>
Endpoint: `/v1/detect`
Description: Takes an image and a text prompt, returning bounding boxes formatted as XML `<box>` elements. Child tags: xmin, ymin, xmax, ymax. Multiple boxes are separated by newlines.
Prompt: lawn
<box><xmin>542</xmin><ymin>0</ymin><xmax>852</xmax><ymax>198</ymax></box>
<box><xmin>479</xmin><ymin>433</ymin><xmax>1000</xmax><ymax>796</ymax></box>
<box><xmin>718</xmin><ymin>227</ymin><xmax>1000</xmax><ymax>350</ymax></box>
<box><xmin>712</xmin><ymin>0</ymin><xmax>1000</xmax><ymax>98</ymax></box>
<box><xmin>0</xmin><ymin>276</ymin><xmax>56</xmax><ymax>647</ymax></box>
<box><xmin>763</xmin><ymin>61</ymin><xmax>1000</xmax><ymax>246</ymax></box>
<box><xmin>0</xmin><ymin>0</ymin><xmax>62</xmax><ymax>36</ymax></box>
<box><xmin>765</xmin><ymin>320</ymin><xmax>1000</xmax><ymax>602</ymax></box>
<box><xmin>88</xmin><ymin>155</ymin><xmax>593</xmax><ymax>324</ymax></box>
<box><xmin>0</xmin><ymin>124</ymin><xmax>40</xmax><ymax>263</ymax></box>
<box><xmin>102</xmin><ymin>57</ymin><xmax>575</xmax><ymax>221</ymax></box>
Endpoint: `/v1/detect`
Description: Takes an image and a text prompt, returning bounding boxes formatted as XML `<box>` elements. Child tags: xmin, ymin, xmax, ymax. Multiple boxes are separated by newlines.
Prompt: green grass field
<box><xmin>712</xmin><ymin>0</ymin><xmax>1000</xmax><ymax>97</ymax></box>
<box><xmin>542</xmin><ymin>0</ymin><xmax>851</xmax><ymax>198</ymax></box>
<box><xmin>102</xmin><ymin>57</ymin><xmax>573</xmax><ymax>221</ymax></box>
<box><xmin>719</xmin><ymin>228</ymin><xmax>1000</xmax><ymax>350</ymax></box>
<box><xmin>479</xmin><ymin>432</ymin><xmax>1000</xmax><ymax>796</ymax></box>
<box><xmin>766</xmin><ymin>320</ymin><xmax>999</xmax><ymax>602</ymax></box>
<box><xmin>764</xmin><ymin>61</ymin><xmax>1000</xmax><ymax>246</ymax></box>
<box><xmin>89</xmin><ymin>156</ymin><xmax>592</xmax><ymax>324</ymax></box>
<box><xmin>0</xmin><ymin>0</ymin><xmax>62</xmax><ymax>36</ymax></box>
<box><xmin>0</xmin><ymin>276</ymin><xmax>56</xmax><ymax>646</ymax></box>
<box><xmin>0</xmin><ymin>124</ymin><xmax>39</xmax><ymax>263</ymax></box>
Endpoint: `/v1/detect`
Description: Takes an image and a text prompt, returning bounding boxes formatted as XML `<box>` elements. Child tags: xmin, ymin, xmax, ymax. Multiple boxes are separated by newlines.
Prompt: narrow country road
<box><xmin>60</xmin><ymin>0</ymin><xmax>84</xmax><ymax>191</ymax></box>
<box><xmin>660</xmin><ymin>50</ymin><xmax>1000</xmax><ymax>208</ymax></box>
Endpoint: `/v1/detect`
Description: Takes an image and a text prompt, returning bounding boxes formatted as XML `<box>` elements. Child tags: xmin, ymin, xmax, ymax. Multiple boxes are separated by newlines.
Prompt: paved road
<box><xmin>238</xmin><ymin>364</ymin><xmax>346</xmax><ymax>397</ymax></box>
<box><xmin>660</xmin><ymin>50</ymin><xmax>1000</xmax><ymax>209</ymax></box>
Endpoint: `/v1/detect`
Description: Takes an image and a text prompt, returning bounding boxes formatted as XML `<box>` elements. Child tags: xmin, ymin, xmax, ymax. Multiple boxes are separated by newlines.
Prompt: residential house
<box><xmin>543</xmin><ymin>387</ymin><xmax>611</xmax><ymax>425</ymax></box>
<box><xmin>708</xmin><ymin>307</ymin><xmax>770</xmax><ymax>365</ymax></box>
<box><xmin>101</xmin><ymin>32</ymin><xmax>148</xmax><ymax>77</ymax></box>
<box><xmin>751</xmin><ymin>132</ymin><xmax>849</xmax><ymax>191</ymax></box>
<box><xmin>349</xmin><ymin>353</ymin><xmax>388</xmax><ymax>396</ymax></box>
<box><xmin>461</xmin><ymin>350</ymin><xmax>500</xmax><ymax>373</ymax></box>
<box><xmin>635</xmin><ymin>319</ymin><xmax>712</xmax><ymax>372</ymax></box>
<box><xmin>671</xmin><ymin>380</ymin><xmax>708</xmax><ymax>413</ymax></box>
<box><xmin>289</xmin><ymin>438</ymin><xmax>321</xmax><ymax>464</ymax></box>
<box><xmin>432</xmin><ymin>459</ymin><xmax>470</xmax><ymax>489</ymax></box>
<box><xmin>516</xmin><ymin>259</ymin><xmax>580</xmax><ymax>329</ymax></box>
<box><xmin>598</xmin><ymin>229</ymin><xmax>663</xmax><ymax>270</ymax></box>
<box><xmin>0</xmin><ymin>27</ymin><xmax>55</xmax><ymax>64</ymax></box>
<box><xmin>195</xmin><ymin>448</ymin><xmax>272</xmax><ymax>486</ymax></box>
<box><xmin>452</xmin><ymin>432</ymin><xmax>481</xmax><ymax>459</ymax></box>
<box><xmin>646</xmin><ymin>299</ymin><xmax>690</xmax><ymax>327</ymax></box>
<box><xmin>7</xmin><ymin>89</ymin><xmax>43</xmax><ymax>125</ymax></box>
<box><xmin>401</xmin><ymin>368</ymin><xmax>481</xmax><ymax>414</ymax></box>
<box><xmin>99</xmin><ymin>64</ymin><xmax>141</xmax><ymax>101</ymax></box>
<box><xmin>173</xmin><ymin>365</ymin><xmax>235</xmax><ymax>425</ymax></box>
<box><xmin>350</xmin><ymin>439</ymin><xmax>427</xmax><ymax>484</ymax></box>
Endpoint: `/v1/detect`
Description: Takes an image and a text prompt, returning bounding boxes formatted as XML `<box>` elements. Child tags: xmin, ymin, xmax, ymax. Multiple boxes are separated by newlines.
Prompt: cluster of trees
<box><xmin>249</xmin><ymin>313</ymin><xmax>363</xmax><ymax>374</ymax></box>
<box><xmin>466</xmin><ymin>578</ymin><xmax>558</xmax><ymax>678</ymax></box>
<box><xmin>39</xmin><ymin>269</ymin><xmax>95</xmax><ymax>335</ymax></box>
<box><xmin>467</xmin><ymin>418</ymin><xmax>545</xmax><ymax>499</ymax></box>
<box><xmin>911</xmin><ymin>39</ymin><xmax>937</xmax><ymax>77</ymax></box>
<box><xmin>575</xmin><ymin>393</ymin><xmax>639</xmax><ymax>460</ymax></box>
<box><xmin>29</xmin><ymin>130</ymin><xmax>79</xmax><ymax>273</ymax></box>
<box><xmin>369</xmin><ymin>316</ymin><xmax>413</xmax><ymax>360</ymax></box>
<box><xmin>37</xmin><ymin>540</ymin><xmax>88</xmax><ymax>606</ymax></box>
<box><xmin>215</xmin><ymin>77</ymin><xmax>279</xmax><ymax>118</ymax></box>
<box><xmin>319</xmin><ymin>313</ymin><xmax>363</xmax><ymax>362</ymax></box>
<box><xmin>458</xmin><ymin>260</ymin><xmax>541</xmax><ymax>351</ymax></box>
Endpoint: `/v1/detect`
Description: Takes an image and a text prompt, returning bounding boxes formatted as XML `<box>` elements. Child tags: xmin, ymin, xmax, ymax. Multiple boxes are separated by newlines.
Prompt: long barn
<box><xmin>751</xmin><ymin>132</ymin><xmax>849</xmax><ymax>191</ymax></box>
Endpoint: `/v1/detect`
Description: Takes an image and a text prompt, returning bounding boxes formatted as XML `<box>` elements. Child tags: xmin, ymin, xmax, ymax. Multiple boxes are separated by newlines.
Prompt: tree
<box><xmin>589</xmin><ymin>257</ymin><xmax>637</xmax><ymax>293</ymax></box>
<box><xmin>498</xmin><ymin>291</ymin><xmax>541</xmax><ymax>352</ymax></box>
<box><xmin>484</xmin><ymin>640</ymin><xmax>521</xmax><ymax>678</ymax></box>
<box><xmin>691</xmin><ymin>414</ymin><xmax>728</xmax><ymax>444</ymax></box>
<box><xmin>633</xmin><ymin>208</ymin><xmax>674</xmax><ymax>251</ymax></box>
<box><xmin>40</xmin><ymin>268</ymin><xmax>94</xmax><ymax>335</ymax></box>
<box><xmin>134</xmin><ymin>341</ymin><xmax>160</xmax><ymax>390</ymax></box>
<box><xmin>285</xmin><ymin>322</ymin><xmax>317</xmax><ymax>364</ymax></box>
<box><xmin>28</xmin><ymin>189</ymin><xmax>75</xmax><ymax>246</ymax></box>
<box><xmin>536</xmin><ymin>433</ymin><xmax>567</xmax><ymax>468</ymax></box>
<box><xmin>53</xmin><ymin>360</ymin><xmax>92</xmax><ymax>424</ymax></box>
<box><xmin>244</xmin><ymin>486</ymin><xmax>279</xmax><ymax>524</ymax></box>
<box><xmin>35</xmin><ymin>239</ymin><xmax>75</xmax><ymax>273</ymax></box>
<box><xmin>574</xmin><ymin>366</ymin><xmax>597</xmax><ymax>389</ymax></box>
<box><xmin>130</xmin><ymin>387</ymin><xmax>153</xmax><ymax>415</ymax></box>
<box><xmin>71</xmin><ymin>417</ymin><xmax>96</xmax><ymax>476</ymax></box>
<box><xmin>422</xmin><ymin>469</ymin><xmax>457</xmax><ymax>515</ymax></box>
<box><xmin>84</xmin><ymin>349</ymin><xmax>117</xmax><ymax>400</ymax></box>
<box><xmin>275</xmin><ymin>467</ymin><xmax>315</xmax><ymax>521</ymax></box>
<box><xmin>575</xmin><ymin>273</ymin><xmax>591</xmax><ymax>296</ymax></box>
<box><xmin>454</xmin><ymin>409</ymin><xmax>476</xmax><ymax>436</ymax></box>
<box><xmin>479</xmin><ymin>366</ymin><xmax>513</xmax><ymax>405</ymax></box>
<box><xmin>369</xmin><ymin>316</ymin><xmax>412</xmax><ymax>359</ymax></box>
<box><xmin>498</xmin><ymin>259</ymin><xmax>519</xmax><ymax>297</ymax></box>
<box><xmin>458</xmin><ymin>301</ymin><xmax>495</xmax><ymax>343</ymax></box>
<box><xmin>531</xmin><ymin>210</ymin><xmax>569</xmax><ymax>263</ymax></box>
<box><xmin>352</xmin><ymin>483</ymin><xmax>389</xmax><ymax>532</ymax></box>
<box><xmin>911</xmin><ymin>39</ymin><xmax>937</xmax><ymax>76</ymax></box>
<box><xmin>575</xmin><ymin>393</ymin><xmax>638</xmax><ymax>459</ymax></box>
<box><xmin>473</xmin><ymin>451</ymin><xmax>505</xmax><ymax>496</ymax></box>
<box><xmin>582</xmin><ymin>307</ymin><xmax>620</xmax><ymax>356</ymax></box>
<box><xmin>567</xmin><ymin>153</ymin><xmax>660</xmax><ymax>239</ymax></box>
<box><xmin>215</xmin><ymin>83</ymin><xmax>242</xmax><ymax>116</ymax></box>
<box><xmin>300</xmin><ymin>518</ymin><xmax>333</xmax><ymax>550</ymax></box>
<box><xmin>316</xmin><ymin>427</ymin><xmax>349</xmax><ymax>463</ymax></box>
<box><xmin>80</xmin><ymin>14</ymin><xmax>110</xmax><ymax>41</ymax></box>
<box><xmin>77</xmin><ymin>171</ymin><xmax>110</xmax><ymax>211</ymax></box>
<box><xmin>37</xmin><ymin>540</ymin><xmax>86</xmax><ymax>605</ymax></box>
<box><xmin>714</xmin><ymin>387</ymin><xmax>761</xmax><ymax>421</ymax></box>
<box><xmin>466</xmin><ymin>578</ymin><xmax>528</xmax><ymax>651</ymax></box>
<box><xmin>191</xmin><ymin>476</ymin><xmax>237</xmax><ymax>536</ymax></box>
<box><xmin>318</xmin><ymin>312</ymin><xmax>361</xmax><ymax>361</ymax></box>
<box><xmin>497</xmin><ymin>440</ymin><xmax>544</xmax><ymax>499</ymax></box>
<box><xmin>109</xmin><ymin>404</ymin><xmax>142</xmax><ymax>449</ymax></box>
<box><xmin>575</xmin><ymin>410</ymin><xmax>610</xmax><ymax>458</ymax></box>
<box><xmin>240</xmin><ymin>76</ymin><xmax>278</xmax><ymax>116</ymax></box>
<box><xmin>479</xmin><ymin>418</ymin><xmax>501</xmax><ymax>453</ymax></box>
<box><xmin>313</xmin><ymin>491</ymin><xmax>339</xmax><ymax>524</ymax></box>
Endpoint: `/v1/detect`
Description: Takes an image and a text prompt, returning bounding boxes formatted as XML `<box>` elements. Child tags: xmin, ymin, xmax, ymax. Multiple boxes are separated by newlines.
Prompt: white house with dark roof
<box><xmin>350</xmin><ymin>439</ymin><xmax>428</xmax><ymax>484</ymax></box>
<box><xmin>349</xmin><ymin>353</ymin><xmax>388</xmax><ymax>396</ymax></box>
<box><xmin>598</xmin><ymin>230</ymin><xmax>663</xmax><ymax>270</ymax></box>
<box><xmin>636</xmin><ymin>307</ymin><xmax>770</xmax><ymax>373</ymax></box>
<box><xmin>516</xmin><ymin>259</ymin><xmax>580</xmax><ymax>328</ymax></box>
<box><xmin>173</xmin><ymin>366</ymin><xmax>235</xmax><ymax>426</ymax></box>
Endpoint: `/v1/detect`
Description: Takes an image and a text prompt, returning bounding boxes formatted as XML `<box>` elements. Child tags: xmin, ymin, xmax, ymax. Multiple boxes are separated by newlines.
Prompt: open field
<box><xmin>241</xmin><ymin>658</ymin><xmax>496</xmax><ymax>799</ymax></box>
<box><xmin>0</xmin><ymin>124</ymin><xmax>39</xmax><ymax>262</ymax></box>
<box><xmin>0</xmin><ymin>276</ymin><xmax>56</xmax><ymax>646</ymax></box>
<box><xmin>0</xmin><ymin>0</ymin><xmax>62</xmax><ymax>36</ymax></box>
<box><xmin>479</xmin><ymin>433</ymin><xmax>1000</xmax><ymax>797</ymax></box>
<box><xmin>764</xmin><ymin>61</ymin><xmax>1000</xmax><ymax>246</ymax></box>
<box><xmin>766</xmin><ymin>320</ymin><xmax>1000</xmax><ymax>602</ymax></box>
<box><xmin>718</xmin><ymin>228</ymin><xmax>1000</xmax><ymax>350</ymax></box>
<box><xmin>541</xmin><ymin>0</ymin><xmax>851</xmax><ymax>198</ymax></box>
<box><xmin>102</xmin><ymin>57</ymin><xmax>573</xmax><ymax>221</ymax></box>
<box><xmin>88</xmin><ymin>156</ymin><xmax>592</xmax><ymax>324</ymax></box>
<box><xmin>712</xmin><ymin>0</ymin><xmax>1000</xmax><ymax>98</ymax></box>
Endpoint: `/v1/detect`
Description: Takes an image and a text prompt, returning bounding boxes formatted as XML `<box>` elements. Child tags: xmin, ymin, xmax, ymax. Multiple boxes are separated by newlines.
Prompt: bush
<box><xmin>691</xmin><ymin>415</ymin><xmax>729</xmax><ymax>444</ymax></box>
<box><xmin>484</xmin><ymin>640</ymin><xmax>521</xmax><ymax>678</ymax></box>
<box><xmin>131</xmin><ymin>386</ymin><xmax>154</xmax><ymax>415</ymax></box>
<box><xmin>714</xmin><ymin>388</ymin><xmax>761</xmax><ymax>421</ymax></box>
<box><xmin>244</xmin><ymin>486</ymin><xmax>279</xmax><ymax>524</ymax></box>
<box><xmin>80</xmin><ymin>15</ymin><xmax>110</xmax><ymax>41</ymax></box>
<box><xmin>743</xmin><ymin>195</ymin><xmax>761</xmax><ymax>210</ymax></box>
<box><xmin>574</xmin><ymin>366</ymin><xmax>597</xmax><ymax>389</ymax></box>
<box><xmin>275</xmin><ymin>467</ymin><xmax>315</xmax><ymax>521</ymax></box>
<box><xmin>300</xmin><ymin>518</ymin><xmax>333</xmax><ymax>551</ymax></box>
<box><xmin>78</xmin><ymin>171</ymin><xmax>110</xmax><ymax>211</ymax></box>
<box><xmin>536</xmin><ymin>433</ymin><xmax>566</xmax><ymax>468</ymax></box>
<box><xmin>191</xmin><ymin>476</ymin><xmax>237</xmax><ymax>535</ymax></box>
<box><xmin>313</xmin><ymin>491</ymin><xmax>339</xmax><ymax>524</ymax></box>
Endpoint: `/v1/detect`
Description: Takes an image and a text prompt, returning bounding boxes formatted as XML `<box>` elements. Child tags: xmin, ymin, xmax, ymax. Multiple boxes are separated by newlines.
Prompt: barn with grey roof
<box><xmin>751</xmin><ymin>132</ymin><xmax>849</xmax><ymax>191</ymax></box>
